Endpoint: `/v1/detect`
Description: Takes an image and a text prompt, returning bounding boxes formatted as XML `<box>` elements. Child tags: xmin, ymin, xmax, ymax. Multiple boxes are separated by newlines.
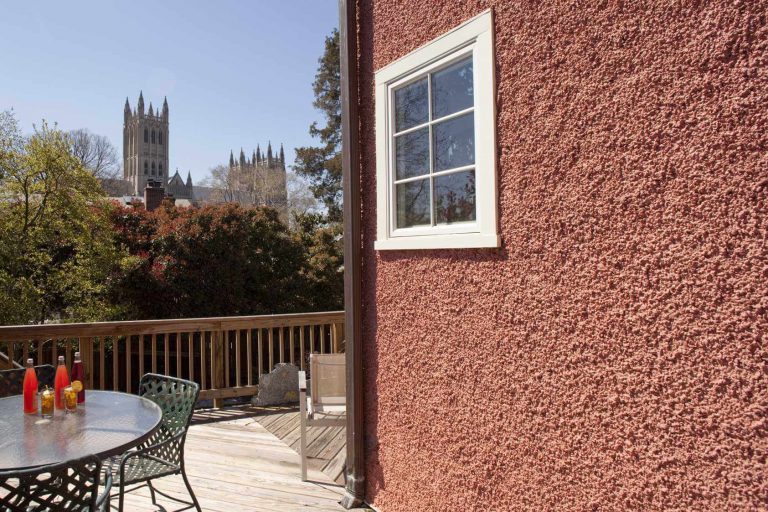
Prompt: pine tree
<box><xmin>293</xmin><ymin>29</ymin><xmax>342</xmax><ymax>223</ymax></box>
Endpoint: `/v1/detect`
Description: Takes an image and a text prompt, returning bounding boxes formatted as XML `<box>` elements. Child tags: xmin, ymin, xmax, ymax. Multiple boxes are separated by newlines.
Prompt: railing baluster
<box><xmin>320</xmin><ymin>324</ymin><xmax>326</xmax><ymax>354</ymax></box>
<box><xmin>279</xmin><ymin>327</ymin><xmax>285</xmax><ymax>364</ymax></box>
<box><xmin>112</xmin><ymin>337</ymin><xmax>119</xmax><ymax>391</ymax></box>
<box><xmin>268</xmin><ymin>328</ymin><xmax>274</xmax><ymax>373</ymax></box>
<box><xmin>23</xmin><ymin>341</ymin><xmax>29</xmax><ymax>365</ymax></box>
<box><xmin>299</xmin><ymin>327</ymin><xmax>305</xmax><ymax>371</ymax></box>
<box><xmin>151</xmin><ymin>334</ymin><xmax>157</xmax><ymax>374</ymax></box>
<box><xmin>257</xmin><ymin>329</ymin><xmax>263</xmax><ymax>378</ymax></box>
<box><xmin>201</xmin><ymin>332</ymin><xmax>207</xmax><ymax>390</ymax></box>
<box><xmin>98</xmin><ymin>338</ymin><xmax>105</xmax><ymax>390</ymax></box>
<box><xmin>164</xmin><ymin>334</ymin><xmax>170</xmax><ymax>376</ymax></box>
<box><xmin>139</xmin><ymin>334</ymin><xmax>145</xmax><ymax>379</ymax></box>
<box><xmin>126</xmin><ymin>336</ymin><xmax>132</xmax><ymax>394</ymax></box>
<box><xmin>289</xmin><ymin>326</ymin><xmax>295</xmax><ymax>365</ymax></box>
<box><xmin>65</xmin><ymin>338</ymin><xmax>72</xmax><ymax>369</ymax></box>
<box><xmin>91</xmin><ymin>337</ymin><xmax>97</xmax><ymax>390</ymax></box>
<box><xmin>188</xmin><ymin>333</ymin><xmax>194</xmax><ymax>382</ymax></box>
<box><xmin>224</xmin><ymin>331</ymin><xmax>230</xmax><ymax>389</ymax></box>
<box><xmin>309</xmin><ymin>326</ymin><xmax>315</xmax><ymax>355</ymax></box>
<box><xmin>176</xmin><ymin>331</ymin><xmax>182</xmax><ymax>378</ymax></box>
<box><xmin>246</xmin><ymin>329</ymin><xmax>253</xmax><ymax>386</ymax></box>
<box><xmin>235</xmin><ymin>330</ymin><xmax>241</xmax><ymax>388</ymax></box>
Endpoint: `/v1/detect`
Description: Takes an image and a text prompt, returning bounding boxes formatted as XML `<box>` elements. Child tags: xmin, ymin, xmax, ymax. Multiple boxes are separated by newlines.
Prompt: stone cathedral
<box><xmin>122</xmin><ymin>92</ymin><xmax>193</xmax><ymax>200</ymax></box>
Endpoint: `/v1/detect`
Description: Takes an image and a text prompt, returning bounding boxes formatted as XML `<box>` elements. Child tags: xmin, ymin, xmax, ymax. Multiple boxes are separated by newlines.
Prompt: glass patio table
<box><xmin>0</xmin><ymin>390</ymin><xmax>163</xmax><ymax>470</ymax></box>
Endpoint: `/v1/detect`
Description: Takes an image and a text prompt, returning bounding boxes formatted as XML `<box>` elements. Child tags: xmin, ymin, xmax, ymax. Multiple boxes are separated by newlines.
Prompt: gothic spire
<box><xmin>148</xmin><ymin>102</ymin><xmax>154</xmax><ymax>116</ymax></box>
<box><xmin>186</xmin><ymin>171</ymin><xmax>192</xmax><ymax>187</ymax></box>
<box><xmin>267</xmin><ymin>142</ymin><xmax>273</xmax><ymax>168</ymax></box>
<box><xmin>256</xmin><ymin>145</ymin><xmax>261</xmax><ymax>164</ymax></box>
<box><xmin>252</xmin><ymin>150</ymin><xmax>257</xmax><ymax>167</ymax></box>
<box><xmin>239</xmin><ymin>148</ymin><xmax>246</xmax><ymax>167</ymax></box>
<box><xmin>162</xmin><ymin>96</ymin><xmax>169</xmax><ymax>120</ymax></box>
<box><xmin>279</xmin><ymin>144</ymin><xmax>285</xmax><ymax>165</ymax></box>
<box><xmin>137</xmin><ymin>91</ymin><xmax>144</xmax><ymax>115</ymax></box>
<box><xmin>124</xmin><ymin>97</ymin><xmax>131</xmax><ymax>112</ymax></box>
<box><xmin>229</xmin><ymin>150</ymin><xmax>235</xmax><ymax>168</ymax></box>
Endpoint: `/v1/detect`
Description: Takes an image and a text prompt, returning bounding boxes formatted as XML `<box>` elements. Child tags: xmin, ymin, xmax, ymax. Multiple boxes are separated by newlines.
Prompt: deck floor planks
<box><xmin>116</xmin><ymin>406</ymin><xmax>356</xmax><ymax>511</ymax></box>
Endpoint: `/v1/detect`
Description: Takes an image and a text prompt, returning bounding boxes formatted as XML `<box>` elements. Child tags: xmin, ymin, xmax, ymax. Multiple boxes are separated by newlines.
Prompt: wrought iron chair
<box><xmin>0</xmin><ymin>364</ymin><xmax>56</xmax><ymax>398</ymax></box>
<box><xmin>298</xmin><ymin>353</ymin><xmax>346</xmax><ymax>481</ymax></box>
<box><xmin>0</xmin><ymin>455</ymin><xmax>111</xmax><ymax>511</ymax></box>
<box><xmin>105</xmin><ymin>373</ymin><xmax>200</xmax><ymax>512</ymax></box>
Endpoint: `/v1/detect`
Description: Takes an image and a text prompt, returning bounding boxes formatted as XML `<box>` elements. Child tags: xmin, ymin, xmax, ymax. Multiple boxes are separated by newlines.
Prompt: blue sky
<box><xmin>0</xmin><ymin>0</ymin><xmax>338</xmax><ymax>183</ymax></box>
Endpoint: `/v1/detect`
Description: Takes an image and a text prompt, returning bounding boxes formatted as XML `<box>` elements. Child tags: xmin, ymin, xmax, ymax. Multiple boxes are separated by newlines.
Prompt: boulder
<box><xmin>251</xmin><ymin>363</ymin><xmax>300</xmax><ymax>406</ymax></box>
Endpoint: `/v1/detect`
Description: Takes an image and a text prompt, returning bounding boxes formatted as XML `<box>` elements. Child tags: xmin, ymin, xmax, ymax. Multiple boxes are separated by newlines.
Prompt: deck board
<box><xmin>117</xmin><ymin>406</ymin><xmax>355</xmax><ymax>511</ymax></box>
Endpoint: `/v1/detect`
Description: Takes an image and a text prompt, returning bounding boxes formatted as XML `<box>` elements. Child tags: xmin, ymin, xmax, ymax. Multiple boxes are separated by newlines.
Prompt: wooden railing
<box><xmin>0</xmin><ymin>311</ymin><xmax>344</xmax><ymax>407</ymax></box>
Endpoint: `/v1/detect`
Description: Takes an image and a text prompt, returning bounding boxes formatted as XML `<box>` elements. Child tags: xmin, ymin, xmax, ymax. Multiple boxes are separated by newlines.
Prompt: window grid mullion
<box><xmin>427</xmin><ymin>71</ymin><xmax>435</xmax><ymax>227</ymax></box>
<box><xmin>394</xmin><ymin>164</ymin><xmax>475</xmax><ymax>185</ymax></box>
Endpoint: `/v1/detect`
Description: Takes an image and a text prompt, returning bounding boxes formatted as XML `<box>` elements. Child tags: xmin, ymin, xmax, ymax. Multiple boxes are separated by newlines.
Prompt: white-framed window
<box><xmin>374</xmin><ymin>10</ymin><xmax>498</xmax><ymax>250</ymax></box>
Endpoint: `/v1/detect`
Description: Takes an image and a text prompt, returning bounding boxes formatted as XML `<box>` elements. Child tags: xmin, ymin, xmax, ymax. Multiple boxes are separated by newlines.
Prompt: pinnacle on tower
<box><xmin>148</xmin><ymin>102</ymin><xmax>154</xmax><ymax>116</ymax></box>
<box><xmin>162</xmin><ymin>96</ymin><xmax>169</xmax><ymax>119</ymax></box>
<box><xmin>186</xmin><ymin>171</ymin><xmax>192</xmax><ymax>187</ymax></box>
<box><xmin>279</xmin><ymin>144</ymin><xmax>285</xmax><ymax>167</ymax></box>
<box><xmin>138</xmin><ymin>91</ymin><xmax>144</xmax><ymax>115</ymax></box>
<box><xmin>124</xmin><ymin>97</ymin><xmax>131</xmax><ymax>121</ymax></box>
<box><xmin>239</xmin><ymin>148</ymin><xmax>246</xmax><ymax>167</ymax></box>
<box><xmin>256</xmin><ymin>145</ymin><xmax>262</xmax><ymax>164</ymax></box>
<box><xmin>252</xmin><ymin>150</ymin><xmax>257</xmax><ymax>166</ymax></box>
<box><xmin>229</xmin><ymin>150</ymin><xmax>235</xmax><ymax>168</ymax></box>
<box><xmin>267</xmin><ymin>142</ymin><xmax>273</xmax><ymax>168</ymax></box>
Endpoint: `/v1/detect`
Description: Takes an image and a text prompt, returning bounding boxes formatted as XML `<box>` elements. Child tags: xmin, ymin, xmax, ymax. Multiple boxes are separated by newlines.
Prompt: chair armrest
<box><xmin>95</xmin><ymin>472</ymin><xmax>112</xmax><ymax>511</ymax></box>
<box><xmin>298</xmin><ymin>371</ymin><xmax>307</xmax><ymax>392</ymax></box>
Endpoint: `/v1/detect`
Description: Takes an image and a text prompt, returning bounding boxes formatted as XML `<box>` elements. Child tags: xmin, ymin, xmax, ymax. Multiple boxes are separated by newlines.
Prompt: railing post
<box><xmin>331</xmin><ymin>322</ymin><xmax>344</xmax><ymax>353</ymax></box>
<box><xmin>212</xmin><ymin>329</ymin><xmax>225</xmax><ymax>408</ymax></box>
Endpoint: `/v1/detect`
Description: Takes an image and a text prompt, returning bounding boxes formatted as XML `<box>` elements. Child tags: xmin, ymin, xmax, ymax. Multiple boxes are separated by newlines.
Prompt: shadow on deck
<box><xmin>119</xmin><ymin>405</ymin><xmax>354</xmax><ymax>512</ymax></box>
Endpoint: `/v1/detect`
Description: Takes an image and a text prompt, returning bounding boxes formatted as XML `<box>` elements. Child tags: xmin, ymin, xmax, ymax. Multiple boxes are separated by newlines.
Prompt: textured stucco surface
<box><xmin>357</xmin><ymin>1</ymin><xmax>767</xmax><ymax>510</ymax></box>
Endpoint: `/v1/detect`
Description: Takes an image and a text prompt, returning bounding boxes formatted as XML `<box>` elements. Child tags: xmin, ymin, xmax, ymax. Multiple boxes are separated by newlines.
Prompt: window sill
<box><xmin>374</xmin><ymin>233</ymin><xmax>500</xmax><ymax>251</ymax></box>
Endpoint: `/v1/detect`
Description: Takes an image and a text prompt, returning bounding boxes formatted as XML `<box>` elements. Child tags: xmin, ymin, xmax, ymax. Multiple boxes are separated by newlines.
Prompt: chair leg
<box><xmin>300</xmin><ymin>413</ymin><xmax>308</xmax><ymax>481</ymax></box>
<box><xmin>148</xmin><ymin>480</ymin><xmax>158</xmax><ymax>505</ymax></box>
<box><xmin>181</xmin><ymin>467</ymin><xmax>202</xmax><ymax>512</ymax></box>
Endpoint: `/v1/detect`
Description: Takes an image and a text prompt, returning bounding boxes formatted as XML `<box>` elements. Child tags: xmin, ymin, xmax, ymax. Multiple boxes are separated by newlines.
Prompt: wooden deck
<box><xmin>119</xmin><ymin>405</ymin><xmax>355</xmax><ymax>511</ymax></box>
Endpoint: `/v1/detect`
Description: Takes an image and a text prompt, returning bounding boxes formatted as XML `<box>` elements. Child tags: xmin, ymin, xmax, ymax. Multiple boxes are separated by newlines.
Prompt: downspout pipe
<box><xmin>339</xmin><ymin>0</ymin><xmax>365</xmax><ymax>508</ymax></box>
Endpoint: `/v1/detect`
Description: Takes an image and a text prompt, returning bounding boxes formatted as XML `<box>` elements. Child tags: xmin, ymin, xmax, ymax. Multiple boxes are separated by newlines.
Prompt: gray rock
<box><xmin>251</xmin><ymin>363</ymin><xmax>300</xmax><ymax>406</ymax></box>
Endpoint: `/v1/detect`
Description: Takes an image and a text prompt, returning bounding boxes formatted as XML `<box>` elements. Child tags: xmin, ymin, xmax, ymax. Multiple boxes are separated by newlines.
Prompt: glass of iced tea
<box><xmin>40</xmin><ymin>387</ymin><xmax>54</xmax><ymax>418</ymax></box>
<box><xmin>63</xmin><ymin>386</ymin><xmax>77</xmax><ymax>413</ymax></box>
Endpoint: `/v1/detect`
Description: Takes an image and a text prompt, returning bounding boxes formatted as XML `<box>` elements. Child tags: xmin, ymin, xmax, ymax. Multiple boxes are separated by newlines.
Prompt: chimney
<box><xmin>144</xmin><ymin>180</ymin><xmax>165</xmax><ymax>212</ymax></box>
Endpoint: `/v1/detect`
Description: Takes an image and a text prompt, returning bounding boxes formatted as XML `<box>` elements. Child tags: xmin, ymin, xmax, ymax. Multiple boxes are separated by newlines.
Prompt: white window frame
<box><xmin>374</xmin><ymin>10</ymin><xmax>499</xmax><ymax>250</ymax></box>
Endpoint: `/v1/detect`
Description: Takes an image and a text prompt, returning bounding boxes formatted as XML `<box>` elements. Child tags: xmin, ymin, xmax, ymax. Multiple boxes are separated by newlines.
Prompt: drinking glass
<box><xmin>40</xmin><ymin>388</ymin><xmax>54</xmax><ymax>418</ymax></box>
<box><xmin>64</xmin><ymin>386</ymin><xmax>77</xmax><ymax>413</ymax></box>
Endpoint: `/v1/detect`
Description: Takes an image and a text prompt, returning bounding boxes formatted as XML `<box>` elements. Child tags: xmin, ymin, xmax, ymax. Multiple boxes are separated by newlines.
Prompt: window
<box><xmin>144</xmin><ymin>161</ymin><xmax>148</xmax><ymax>175</ymax></box>
<box><xmin>159</xmin><ymin>163</ymin><xmax>163</xmax><ymax>176</ymax></box>
<box><xmin>151</xmin><ymin>162</ymin><xmax>155</xmax><ymax>175</ymax></box>
<box><xmin>374</xmin><ymin>10</ymin><xmax>498</xmax><ymax>250</ymax></box>
<box><xmin>144</xmin><ymin>129</ymin><xmax>148</xmax><ymax>143</ymax></box>
<box><xmin>151</xmin><ymin>130</ymin><xmax>156</xmax><ymax>144</ymax></box>
<box><xmin>158</xmin><ymin>132</ymin><xmax>163</xmax><ymax>145</ymax></box>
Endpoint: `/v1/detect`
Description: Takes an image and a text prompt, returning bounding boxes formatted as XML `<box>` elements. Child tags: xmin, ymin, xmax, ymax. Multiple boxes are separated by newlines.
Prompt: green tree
<box><xmin>293</xmin><ymin>29</ymin><xmax>342</xmax><ymax>224</ymax></box>
<box><xmin>0</xmin><ymin>113</ymin><xmax>124</xmax><ymax>324</ymax></box>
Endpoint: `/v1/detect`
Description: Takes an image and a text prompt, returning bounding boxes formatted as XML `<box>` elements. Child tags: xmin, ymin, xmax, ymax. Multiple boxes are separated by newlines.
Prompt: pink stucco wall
<box><xmin>357</xmin><ymin>1</ymin><xmax>767</xmax><ymax>510</ymax></box>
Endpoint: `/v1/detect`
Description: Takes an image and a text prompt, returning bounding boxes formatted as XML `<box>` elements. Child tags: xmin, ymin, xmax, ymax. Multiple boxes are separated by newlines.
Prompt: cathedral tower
<box><xmin>123</xmin><ymin>92</ymin><xmax>170</xmax><ymax>195</ymax></box>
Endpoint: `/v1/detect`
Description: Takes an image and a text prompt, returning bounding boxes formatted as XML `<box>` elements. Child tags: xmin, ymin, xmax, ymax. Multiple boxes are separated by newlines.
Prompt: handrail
<box><xmin>0</xmin><ymin>311</ymin><xmax>345</xmax><ymax>408</ymax></box>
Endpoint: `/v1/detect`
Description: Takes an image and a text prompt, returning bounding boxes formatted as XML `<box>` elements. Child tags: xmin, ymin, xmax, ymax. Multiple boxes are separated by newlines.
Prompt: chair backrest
<box><xmin>137</xmin><ymin>373</ymin><xmax>199</xmax><ymax>464</ymax></box>
<box><xmin>0</xmin><ymin>455</ymin><xmax>102</xmax><ymax>511</ymax></box>
<box><xmin>0</xmin><ymin>365</ymin><xmax>55</xmax><ymax>399</ymax></box>
<box><xmin>309</xmin><ymin>353</ymin><xmax>345</xmax><ymax>406</ymax></box>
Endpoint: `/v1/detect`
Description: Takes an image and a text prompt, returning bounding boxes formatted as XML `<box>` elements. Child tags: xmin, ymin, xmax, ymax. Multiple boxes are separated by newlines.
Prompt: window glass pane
<box><xmin>434</xmin><ymin>170</ymin><xmax>476</xmax><ymax>224</ymax></box>
<box><xmin>432</xmin><ymin>57</ymin><xmax>473</xmax><ymax>119</ymax></box>
<box><xmin>396</xmin><ymin>178</ymin><xmax>430</xmax><ymax>228</ymax></box>
<box><xmin>433</xmin><ymin>112</ymin><xmax>474</xmax><ymax>172</ymax></box>
<box><xmin>394</xmin><ymin>78</ymin><xmax>428</xmax><ymax>132</ymax></box>
<box><xmin>395</xmin><ymin>128</ymin><xmax>429</xmax><ymax>180</ymax></box>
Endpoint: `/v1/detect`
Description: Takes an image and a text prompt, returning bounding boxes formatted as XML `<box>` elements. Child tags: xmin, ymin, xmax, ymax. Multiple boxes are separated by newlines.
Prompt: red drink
<box><xmin>54</xmin><ymin>355</ymin><xmax>70</xmax><ymax>410</ymax></box>
<box><xmin>70</xmin><ymin>351</ymin><xmax>85</xmax><ymax>403</ymax></box>
<box><xmin>23</xmin><ymin>358</ymin><xmax>38</xmax><ymax>414</ymax></box>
